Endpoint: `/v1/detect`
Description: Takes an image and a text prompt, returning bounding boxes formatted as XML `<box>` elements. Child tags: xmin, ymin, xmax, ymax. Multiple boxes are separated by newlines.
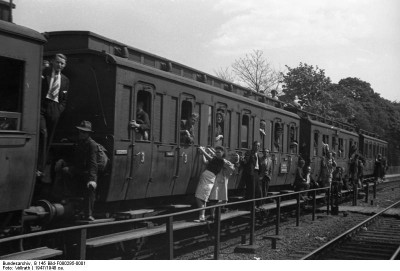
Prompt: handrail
<box><xmin>0</xmin><ymin>186</ymin><xmax>333</xmax><ymax>260</ymax></box>
<box><xmin>302</xmin><ymin>199</ymin><xmax>400</xmax><ymax>260</ymax></box>
<box><xmin>0</xmin><ymin>186</ymin><xmax>331</xmax><ymax>245</ymax></box>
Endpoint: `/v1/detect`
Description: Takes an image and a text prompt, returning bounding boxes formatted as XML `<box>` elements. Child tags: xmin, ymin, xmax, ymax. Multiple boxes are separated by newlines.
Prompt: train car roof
<box><xmin>360</xmin><ymin>133</ymin><xmax>388</xmax><ymax>144</ymax></box>
<box><xmin>0</xmin><ymin>20</ymin><xmax>46</xmax><ymax>43</ymax></box>
<box><xmin>44</xmin><ymin>30</ymin><xmax>299</xmax><ymax>120</ymax></box>
<box><xmin>307</xmin><ymin>118</ymin><xmax>359</xmax><ymax>137</ymax></box>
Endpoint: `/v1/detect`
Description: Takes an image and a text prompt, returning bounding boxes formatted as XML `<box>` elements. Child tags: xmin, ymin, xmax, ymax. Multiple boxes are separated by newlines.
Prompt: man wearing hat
<box><xmin>62</xmin><ymin>120</ymin><xmax>99</xmax><ymax>221</ymax></box>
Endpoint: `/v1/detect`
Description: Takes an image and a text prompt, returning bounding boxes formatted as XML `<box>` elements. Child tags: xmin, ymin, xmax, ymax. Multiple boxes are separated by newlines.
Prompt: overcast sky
<box><xmin>13</xmin><ymin>0</ymin><xmax>400</xmax><ymax>102</ymax></box>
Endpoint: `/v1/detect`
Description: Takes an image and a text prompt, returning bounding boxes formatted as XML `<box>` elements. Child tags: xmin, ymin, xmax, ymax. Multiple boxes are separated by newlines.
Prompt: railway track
<box><xmin>302</xmin><ymin>199</ymin><xmax>400</xmax><ymax>260</ymax></box>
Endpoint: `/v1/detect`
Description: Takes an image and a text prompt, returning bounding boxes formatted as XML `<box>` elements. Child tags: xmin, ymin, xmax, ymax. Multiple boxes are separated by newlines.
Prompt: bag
<box><xmin>97</xmin><ymin>144</ymin><xmax>109</xmax><ymax>173</ymax></box>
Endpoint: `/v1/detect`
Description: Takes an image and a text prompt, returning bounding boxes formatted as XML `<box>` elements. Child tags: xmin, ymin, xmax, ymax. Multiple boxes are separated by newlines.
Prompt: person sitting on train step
<box><xmin>130</xmin><ymin>101</ymin><xmax>150</xmax><ymax>140</ymax></box>
<box><xmin>38</xmin><ymin>53</ymin><xmax>69</xmax><ymax>177</ymax></box>
<box><xmin>180</xmin><ymin>113</ymin><xmax>199</xmax><ymax>145</ymax></box>
<box><xmin>194</xmin><ymin>146</ymin><xmax>227</xmax><ymax>222</ymax></box>
<box><xmin>58</xmin><ymin>121</ymin><xmax>99</xmax><ymax>221</ymax></box>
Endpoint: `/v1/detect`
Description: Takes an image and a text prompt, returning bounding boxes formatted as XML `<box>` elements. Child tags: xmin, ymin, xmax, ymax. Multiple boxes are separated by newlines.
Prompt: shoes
<box><xmin>85</xmin><ymin>216</ymin><xmax>95</xmax><ymax>221</ymax></box>
<box><xmin>194</xmin><ymin>216</ymin><xmax>206</xmax><ymax>223</ymax></box>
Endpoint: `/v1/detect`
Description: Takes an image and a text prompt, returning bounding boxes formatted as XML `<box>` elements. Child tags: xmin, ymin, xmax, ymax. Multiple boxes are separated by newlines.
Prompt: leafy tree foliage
<box><xmin>282</xmin><ymin>63</ymin><xmax>400</xmax><ymax>166</ymax></box>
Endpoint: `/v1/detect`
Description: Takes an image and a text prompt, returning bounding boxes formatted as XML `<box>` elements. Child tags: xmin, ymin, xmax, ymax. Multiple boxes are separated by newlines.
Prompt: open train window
<box><xmin>241</xmin><ymin>113</ymin><xmax>250</xmax><ymax>149</ymax></box>
<box><xmin>313</xmin><ymin>131</ymin><xmax>319</xmax><ymax>156</ymax></box>
<box><xmin>332</xmin><ymin>136</ymin><xmax>337</xmax><ymax>152</ymax></box>
<box><xmin>272</xmin><ymin>119</ymin><xmax>283</xmax><ymax>152</ymax></box>
<box><xmin>215</xmin><ymin>103</ymin><xmax>227</xmax><ymax>147</ymax></box>
<box><xmin>180</xmin><ymin>99</ymin><xmax>197</xmax><ymax>146</ymax></box>
<box><xmin>322</xmin><ymin>135</ymin><xmax>329</xmax><ymax>155</ymax></box>
<box><xmin>134</xmin><ymin>90</ymin><xmax>151</xmax><ymax>141</ymax></box>
<box><xmin>260</xmin><ymin>119</ymin><xmax>267</xmax><ymax>148</ymax></box>
<box><xmin>0</xmin><ymin>56</ymin><xmax>24</xmax><ymax>131</ymax></box>
<box><xmin>207</xmin><ymin>105</ymin><xmax>213</xmax><ymax>146</ymax></box>
<box><xmin>364</xmin><ymin>142</ymin><xmax>368</xmax><ymax>158</ymax></box>
<box><xmin>338</xmin><ymin>138</ymin><xmax>344</xmax><ymax>158</ymax></box>
<box><xmin>287</xmin><ymin>123</ymin><xmax>298</xmax><ymax>154</ymax></box>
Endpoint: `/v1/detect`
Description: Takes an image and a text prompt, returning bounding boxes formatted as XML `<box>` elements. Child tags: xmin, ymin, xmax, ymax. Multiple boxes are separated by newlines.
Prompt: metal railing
<box><xmin>0</xmin><ymin>186</ymin><xmax>333</xmax><ymax>260</ymax></box>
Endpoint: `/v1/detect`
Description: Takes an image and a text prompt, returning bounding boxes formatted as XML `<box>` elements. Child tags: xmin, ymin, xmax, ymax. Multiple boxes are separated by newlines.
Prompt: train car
<box><xmin>0</xmin><ymin>19</ymin><xmax>46</xmax><ymax>234</ymax></box>
<box><xmin>288</xmin><ymin>108</ymin><xmax>359</xmax><ymax>182</ymax></box>
<box><xmin>41</xmin><ymin>31</ymin><xmax>301</xmax><ymax>213</ymax></box>
<box><xmin>359</xmin><ymin>130</ymin><xmax>388</xmax><ymax>177</ymax></box>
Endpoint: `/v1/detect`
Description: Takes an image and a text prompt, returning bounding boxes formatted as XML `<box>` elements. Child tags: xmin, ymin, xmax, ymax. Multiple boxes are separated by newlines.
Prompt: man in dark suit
<box><xmin>241</xmin><ymin>141</ymin><xmax>262</xmax><ymax>205</ymax></box>
<box><xmin>38</xmin><ymin>53</ymin><xmax>69</xmax><ymax>175</ymax></box>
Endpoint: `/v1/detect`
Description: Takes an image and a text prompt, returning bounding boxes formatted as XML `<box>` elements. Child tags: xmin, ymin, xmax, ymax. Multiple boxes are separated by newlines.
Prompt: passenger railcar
<box><xmin>359</xmin><ymin>130</ymin><xmax>388</xmax><ymax>177</ymax></box>
<box><xmin>43</xmin><ymin>31</ymin><xmax>301</xmax><ymax>210</ymax></box>
<box><xmin>0</xmin><ymin>19</ymin><xmax>46</xmax><ymax>231</ymax></box>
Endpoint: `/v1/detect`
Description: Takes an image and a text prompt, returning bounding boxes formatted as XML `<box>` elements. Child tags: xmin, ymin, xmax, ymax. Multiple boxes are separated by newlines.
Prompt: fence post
<box><xmin>166</xmin><ymin>216</ymin><xmax>174</xmax><ymax>260</ymax></box>
<box><xmin>365</xmin><ymin>182</ymin><xmax>369</xmax><ymax>203</ymax></box>
<box><xmin>77</xmin><ymin>228</ymin><xmax>87</xmax><ymax>260</ymax></box>
<box><xmin>250</xmin><ymin>200</ymin><xmax>256</xmax><ymax>245</ymax></box>
<box><xmin>326</xmin><ymin>188</ymin><xmax>330</xmax><ymax>215</ymax></box>
<box><xmin>276</xmin><ymin>197</ymin><xmax>281</xmax><ymax>235</ymax></box>
<box><xmin>312</xmin><ymin>190</ymin><xmax>316</xmax><ymax>221</ymax></box>
<box><xmin>296</xmin><ymin>193</ymin><xmax>300</xmax><ymax>226</ymax></box>
<box><xmin>213</xmin><ymin>206</ymin><xmax>221</xmax><ymax>260</ymax></box>
<box><xmin>373</xmin><ymin>181</ymin><xmax>377</xmax><ymax>199</ymax></box>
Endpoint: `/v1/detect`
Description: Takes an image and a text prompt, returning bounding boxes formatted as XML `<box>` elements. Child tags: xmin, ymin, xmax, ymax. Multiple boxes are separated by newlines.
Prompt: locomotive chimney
<box><xmin>0</xmin><ymin>0</ymin><xmax>14</xmax><ymax>22</ymax></box>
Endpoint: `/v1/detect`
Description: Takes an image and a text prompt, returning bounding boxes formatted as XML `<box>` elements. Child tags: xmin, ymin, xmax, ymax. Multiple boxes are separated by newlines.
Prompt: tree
<box><xmin>281</xmin><ymin>63</ymin><xmax>332</xmax><ymax>106</ymax></box>
<box><xmin>214</xmin><ymin>67</ymin><xmax>236</xmax><ymax>82</ymax></box>
<box><xmin>230</xmin><ymin>50</ymin><xmax>282</xmax><ymax>94</ymax></box>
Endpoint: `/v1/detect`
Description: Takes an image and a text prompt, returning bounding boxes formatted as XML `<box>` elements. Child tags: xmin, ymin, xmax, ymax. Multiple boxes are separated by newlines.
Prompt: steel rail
<box><xmin>302</xmin><ymin>199</ymin><xmax>400</xmax><ymax>260</ymax></box>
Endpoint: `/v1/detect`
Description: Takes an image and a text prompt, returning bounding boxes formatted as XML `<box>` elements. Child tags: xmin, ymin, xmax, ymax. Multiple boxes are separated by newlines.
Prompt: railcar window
<box><xmin>288</xmin><ymin>124</ymin><xmax>298</xmax><ymax>154</ymax></box>
<box><xmin>373</xmin><ymin>144</ymin><xmax>376</xmax><ymax>157</ymax></box>
<box><xmin>0</xmin><ymin>57</ymin><xmax>24</xmax><ymax>130</ymax></box>
<box><xmin>134</xmin><ymin>90</ymin><xmax>151</xmax><ymax>141</ymax></box>
<box><xmin>273</xmin><ymin>121</ymin><xmax>283</xmax><ymax>152</ymax></box>
<box><xmin>313</xmin><ymin>131</ymin><xmax>319</xmax><ymax>156</ymax></box>
<box><xmin>207</xmin><ymin>106</ymin><xmax>213</xmax><ymax>146</ymax></box>
<box><xmin>241</xmin><ymin>114</ymin><xmax>250</xmax><ymax>148</ymax></box>
<box><xmin>332</xmin><ymin>136</ymin><xmax>337</xmax><ymax>152</ymax></box>
<box><xmin>338</xmin><ymin>138</ymin><xmax>344</xmax><ymax>158</ymax></box>
<box><xmin>322</xmin><ymin>135</ymin><xmax>329</xmax><ymax>155</ymax></box>
<box><xmin>226</xmin><ymin>111</ymin><xmax>231</xmax><ymax>147</ymax></box>
<box><xmin>215</xmin><ymin>104</ymin><xmax>226</xmax><ymax>147</ymax></box>
<box><xmin>195</xmin><ymin>103</ymin><xmax>201</xmax><ymax>145</ymax></box>
<box><xmin>364</xmin><ymin>142</ymin><xmax>368</xmax><ymax>157</ymax></box>
<box><xmin>180</xmin><ymin>100</ymin><xmax>196</xmax><ymax>145</ymax></box>
<box><xmin>368</xmin><ymin>143</ymin><xmax>372</xmax><ymax>159</ymax></box>
<box><xmin>260</xmin><ymin>120</ymin><xmax>267</xmax><ymax>148</ymax></box>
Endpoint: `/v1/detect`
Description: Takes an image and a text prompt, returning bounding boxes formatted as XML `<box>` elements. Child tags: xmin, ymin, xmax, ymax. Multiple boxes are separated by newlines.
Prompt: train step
<box><xmin>116</xmin><ymin>209</ymin><xmax>155</xmax><ymax>220</ymax></box>
<box><xmin>0</xmin><ymin>247</ymin><xmax>62</xmax><ymax>260</ymax></box>
<box><xmin>86</xmin><ymin>210</ymin><xmax>250</xmax><ymax>249</ymax></box>
<box><xmin>75</xmin><ymin>218</ymin><xmax>115</xmax><ymax>225</ymax></box>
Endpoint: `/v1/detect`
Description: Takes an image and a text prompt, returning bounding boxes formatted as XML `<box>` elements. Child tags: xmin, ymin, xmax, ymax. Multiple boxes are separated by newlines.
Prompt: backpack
<box><xmin>97</xmin><ymin>144</ymin><xmax>109</xmax><ymax>173</ymax></box>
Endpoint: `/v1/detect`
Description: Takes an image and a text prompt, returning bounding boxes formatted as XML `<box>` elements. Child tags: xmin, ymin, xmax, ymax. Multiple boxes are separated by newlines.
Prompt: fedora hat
<box><xmin>76</xmin><ymin>120</ymin><xmax>93</xmax><ymax>132</ymax></box>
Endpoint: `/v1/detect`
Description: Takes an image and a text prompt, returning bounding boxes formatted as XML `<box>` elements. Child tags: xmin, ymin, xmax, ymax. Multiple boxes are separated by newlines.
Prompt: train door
<box><xmin>311</xmin><ymin>130</ymin><xmax>320</xmax><ymax>180</ymax></box>
<box><xmin>173</xmin><ymin>94</ymin><xmax>197</xmax><ymax>195</ymax></box>
<box><xmin>124</xmin><ymin>82</ymin><xmax>154</xmax><ymax>200</ymax></box>
<box><xmin>271</xmin><ymin>118</ymin><xmax>284</xmax><ymax>185</ymax></box>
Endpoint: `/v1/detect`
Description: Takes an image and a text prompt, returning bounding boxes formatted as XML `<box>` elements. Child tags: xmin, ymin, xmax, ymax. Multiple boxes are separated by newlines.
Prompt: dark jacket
<box><xmin>41</xmin><ymin>70</ymin><xmax>69</xmax><ymax>114</ymax></box>
<box><xmin>74</xmin><ymin>137</ymin><xmax>98</xmax><ymax>183</ymax></box>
